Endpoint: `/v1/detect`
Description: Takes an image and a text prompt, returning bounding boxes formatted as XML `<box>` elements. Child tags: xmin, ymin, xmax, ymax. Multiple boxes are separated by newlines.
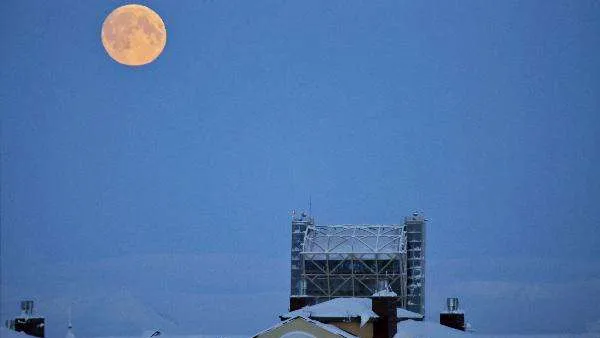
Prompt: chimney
<box><xmin>21</xmin><ymin>301</ymin><xmax>34</xmax><ymax>317</ymax></box>
<box><xmin>289</xmin><ymin>297</ymin><xmax>310</xmax><ymax>312</ymax></box>
<box><xmin>372</xmin><ymin>281</ymin><xmax>399</xmax><ymax>338</ymax></box>
<box><xmin>9</xmin><ymin>301</ymin><xmax>45</xmax><ymax>338</ymax></box>
<box><xmin>440</xmin><ymin>297</ymin><xmax>465</xmax><ymax>331</ymax></box>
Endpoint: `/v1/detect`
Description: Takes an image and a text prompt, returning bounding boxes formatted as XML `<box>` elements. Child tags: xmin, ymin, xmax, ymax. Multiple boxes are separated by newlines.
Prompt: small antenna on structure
<box><xmin>66</xmin><ymin>305</ymin><xmax>76</xmax><ymax>338</ymax></box>
<box><xmin>308</xmin><ymin>195</ymin><xmax>312</xmax><ymax>215</ymax></box>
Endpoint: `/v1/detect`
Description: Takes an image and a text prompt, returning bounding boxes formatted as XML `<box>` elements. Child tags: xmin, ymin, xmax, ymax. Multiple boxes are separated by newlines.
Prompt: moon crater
<box><xmin>101</xmin><ymin>4</ymin><xmax>167</xmax><ymax>66</ymax></box>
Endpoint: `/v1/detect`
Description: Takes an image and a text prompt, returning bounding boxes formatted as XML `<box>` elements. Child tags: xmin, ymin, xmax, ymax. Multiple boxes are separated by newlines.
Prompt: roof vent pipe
<box><xmin>21</xmin><ymin>301</ymin><xmax>34</xmax><ymax>317</ymax></box>
<box><xmin>447</xmin><ymin>297</ymin><xmax>459</xmax><ymax>312</ymax></box>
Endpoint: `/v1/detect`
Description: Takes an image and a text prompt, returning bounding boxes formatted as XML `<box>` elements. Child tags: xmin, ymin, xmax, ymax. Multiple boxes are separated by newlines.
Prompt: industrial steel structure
<box><xmin>290</xmin><ymin>212</ymin><xmax>315</xmax><ymax>299</ymax></box>
<box><xmin>289</xmin><ymin>212</ymin><xmax>427</xmax><ymax>317</ymax></box>
<box><xmin>404</xmin><ymin>213</ymin><xmax>426</xmax><ymax>315</ymax></box>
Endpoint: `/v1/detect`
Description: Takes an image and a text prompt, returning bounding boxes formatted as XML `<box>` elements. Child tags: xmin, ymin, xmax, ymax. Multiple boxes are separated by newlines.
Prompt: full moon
<box><xmin>101</xmin><ymin>4</ymin><xmax>167</xmax><ymax>66</ymax></box>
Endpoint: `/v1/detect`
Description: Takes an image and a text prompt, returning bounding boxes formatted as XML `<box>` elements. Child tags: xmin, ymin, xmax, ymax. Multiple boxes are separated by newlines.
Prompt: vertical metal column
<box><xmin>290</xmin><ymin>211</ymin><xmax>314</xmax><ymax>296</ymax></box>
<box><xmin>404</xmin><ymin>212</ymin><xmax>426</xmax><ymax>316</ymax></box>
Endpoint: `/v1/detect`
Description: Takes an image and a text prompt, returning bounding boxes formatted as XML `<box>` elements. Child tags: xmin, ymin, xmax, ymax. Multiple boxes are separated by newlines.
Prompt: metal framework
<box><xmin>299</xmin><ymin>224</ymin><xmax>407</xmax><ymax>307</ymax></box>
<box><xmin>404</xmin><ymin>213</ymin><xmax>426</xmax><ymax>315</ymax></box>
<box><xmin>290</xmin><ymin>212</ymin><xmax>314</xmax><ymax>297</ymax></box>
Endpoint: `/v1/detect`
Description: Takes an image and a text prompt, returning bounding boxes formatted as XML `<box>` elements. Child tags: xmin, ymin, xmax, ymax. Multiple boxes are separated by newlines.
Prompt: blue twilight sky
<box><xmin>1</xmin><ymin>0</ymin><xmax>599</xmax><ymax>336</ymax></box>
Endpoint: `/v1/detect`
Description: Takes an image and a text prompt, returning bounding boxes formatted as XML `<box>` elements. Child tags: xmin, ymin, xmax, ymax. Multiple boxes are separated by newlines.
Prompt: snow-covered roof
<box><xmin>93</xmin><ymin>334</ymin><xmax>246</xmax><ymax>338</ymax></box>
<box><xmin>301</xmin><ymin>317</ymin><xmax>359</xmax><ymax>338</ymax></box>
<box><xmin>281</xmin><ymin>297</ymin><xmax>378</xmax><ymax>327</ymax></box>
<box><xmin>372</xmin><ymin>290</ymin><xmax>398</xmax><ymax>297</ymax></box>
<box><xmin>394</xmin><ymin>320</ymin><xmax>468</xmax><ymax>338</ymax></box>
<box><xmin>302</xmin><ymin>225</ymin><xmax>405</xmax><ymax>258</ymax></box>
<box><xmin>0</xmin><ymin>328</ymin><xmax>32</xmax><ymax>338</ymax></box>
<box><xmin>442</xmin><ymin>309</ymin><xmax>465</xmax><ymax>315</ymax></box>
<box><xmin>396</xmin><ymin>308</ymin><xmax>424</xmax><ymax>320</ymax></box>
<box><xmin>253</xmin><ymin>316</ymin><xmax>358</xmax><ymax>338</ymax></box>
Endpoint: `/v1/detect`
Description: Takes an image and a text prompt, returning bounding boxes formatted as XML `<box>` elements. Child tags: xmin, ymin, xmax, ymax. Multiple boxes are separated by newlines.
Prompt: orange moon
<box><xmin>101</xmin><ymin>4</ymin><xmax>167</xmax><ymax>66</ymax></box>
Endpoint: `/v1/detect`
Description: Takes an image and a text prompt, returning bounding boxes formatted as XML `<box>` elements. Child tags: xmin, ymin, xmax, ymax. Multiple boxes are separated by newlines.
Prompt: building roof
<box><xmin>66</xmin><ymin>329</ymin><xmax>76</xmax><ymax>338</ymax></box>
<box><xmin>394</xmin><ymin>320</ymin><xmax>468</xmax><ymax>338</ymax></box>
<box><xmin>396</xmin><ymin>308</ymin><xmax>424</xmax><ymax>320</ymax></box>
<box><xmin>302</xmin><ymin>224</ymin><xmax>406</xmax><ymax>258</ymax></box>
<box><xmin>253</xmin><ymin>316</ymin><xmax>359</xmax><ymax>338</ymax></box>
<box><xmin>281</xmin><ymin>297</ymin><xmax>378</xmax><ymax>327</ymax></box>
<box><xmin>372</xmin><ymin>290</ymin><xmax>398</xmax><ymax>297</ymax></box>
<box><xmin>0</xmin><ymin>328</ymin><xmax>31</xmax><ymax>338</ymax></box>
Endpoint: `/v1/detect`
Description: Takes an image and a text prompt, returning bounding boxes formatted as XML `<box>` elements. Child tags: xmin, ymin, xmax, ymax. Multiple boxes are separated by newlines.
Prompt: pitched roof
<box><xmin>253</xmin><ymin>316</ymin><xmax>358</xmax><ymax>338</ymax></box>
<box><xmin>396</xmin><ymin>308</ymin><xmax>424</xmax><ymax>320</ymax></box>
<box><xmin>302</xmin><ymin>225</ymin><xmax>406</xmax><ymax>257</ymax></box>
<box><xmin>0</xmin><ymin>328</ymin><xmax>31</xmax><ymax>338</ymax></box>
<box><xmin>281</xmin><ymin>298</ymin><xmax>378</xmax><ymax>327</ymax></box>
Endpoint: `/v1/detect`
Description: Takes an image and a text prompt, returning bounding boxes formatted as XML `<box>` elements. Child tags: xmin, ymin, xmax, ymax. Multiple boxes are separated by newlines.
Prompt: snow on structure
<box><xmin>303</xmin><ymin>224</ymin><xmax>406</xmax><ymax>257</ymax></box>
<box><xmin>66</xmin><ymin>306</ymin><xmax>75</xmax><ymax>338</ymax></box>
<box><xmin>281</xmin><ymin>297</ymin><xmax>378</xmax><ymax>328</ymax></box>
<box><xmin>371</xmin><ymin>280</ymin><xmax>398</xmax><ymax>298</ymax></box>
<box><xmin>290</xmin><ymin>212</ymin><xmax>315</xmax><ymax>298</ymax></box>
<box><xmin>372</xmin><ymin>290</ymin><xmax>398</xmax><ymax>297</ymax></box>
<box><xmin>253</xmin><ymin>316</ymin><xmax>359</xmax><ymax>338</ymax></box>
<box><xmin>296</xmin><ymin>222</ymin><xmax>407</xmax><ymax>303</ymax></box>
<box><xmin>440</xmin><ymin>297</ymin><xmax>466</xmax><ymax>331</ymax></box>
<box><xmin>290</xmin><ymin>212</ymin><xmax>427</xmax><ymax>317</ymax></box>
<box><xmin>404</xmin><ymin>213</ymin><xmax>426</xmax><ymax>316</ymax></box>
<box><xmin>393</xmin><ymin>320</ymin><xmax>594</xmax><ymax>338</ymax></box>
<box><xmin>396</xmin><ymin>308</ymin><xmax>424</xmax><ymax>321</ymax></box>
<box><xmin>92</xmin><ymin>334</ymin><xmax>247</xmax><ymax>338</ymax></box>
<box><xmin>394</xmin><ymin>320</ymin><xmax>467</xmax><ymax>338</ymax></box>
<box><xmin>65</xmin><ymin>325</ymin><xmax>76</xmax><ymax>338</ymax></box>
<box><xmin>0</xmin><ymin>327</ymin><xmax>31</xmax><ymax>338</ymax></box>
<box><xmin>4</xmin><ymin>301</ymin><xmax>45</xmax><ymax>338</ymax></box>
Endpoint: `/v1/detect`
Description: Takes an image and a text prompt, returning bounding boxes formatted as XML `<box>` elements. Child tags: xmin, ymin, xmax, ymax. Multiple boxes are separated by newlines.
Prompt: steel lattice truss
<box><xmin>300</xmin><ymin>225</ymin><xmax>407</xmax><ymax>305</ymax></box>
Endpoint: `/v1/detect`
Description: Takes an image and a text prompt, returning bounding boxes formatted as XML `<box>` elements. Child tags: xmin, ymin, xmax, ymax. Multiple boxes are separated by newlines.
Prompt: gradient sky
<box><xmin>1</xmin><ymin>1</ymin><xmax>599</xmax><ymax>337</ymax></box>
